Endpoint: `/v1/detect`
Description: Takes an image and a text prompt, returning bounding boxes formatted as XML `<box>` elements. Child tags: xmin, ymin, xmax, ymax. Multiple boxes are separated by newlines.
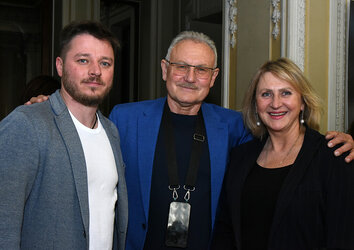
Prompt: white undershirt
<box><xmin>69</xmin><ymin>111</ymin><xmax>118</xmax><ymax>250</ymax></box>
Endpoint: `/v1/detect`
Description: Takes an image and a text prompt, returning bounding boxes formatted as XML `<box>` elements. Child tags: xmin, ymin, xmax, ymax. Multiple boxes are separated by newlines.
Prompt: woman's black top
<box><xmin>241</xmin><ymin>163</ymin><xmax>291</xmax><ymax>249</ymax></box>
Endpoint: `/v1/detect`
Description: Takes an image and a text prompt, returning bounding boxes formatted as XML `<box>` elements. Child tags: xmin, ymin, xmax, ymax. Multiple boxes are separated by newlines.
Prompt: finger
<box><xmin>35</xmin><ymin>95</ymin><xmax>49</xmax><ymax>102</ymax></box>
<box><xmin>328</xmin><ymin>132</ymin><xmax>353</xmax><ymax>148</ymax></box>
<box><xmin>29</xmin><ymin>97</ymin><xmax>39</xmax><ymax>103</ymax></box>
<box><xmin>327</xmin><ymin>135</ymin><xmax>343</xmax><ymax>148</ymax></box>
<box><xmin>345</xmin><ymin>152</ymin><xmax>353</xmax><ymax>163</ymax></box>
<box><xmin>333</xmin><ymin>142</ymin><xmax>351</xmax><ymax>157</ymax></box>
<box><xmin>325</xmin><ymin>131</ymin><xmax>337</xmax><ymax>140</ymax></box>
<box><xmin>28</xmin><ymin>95</ymin><xmax>48</xmax><ymax>104</ymax></box>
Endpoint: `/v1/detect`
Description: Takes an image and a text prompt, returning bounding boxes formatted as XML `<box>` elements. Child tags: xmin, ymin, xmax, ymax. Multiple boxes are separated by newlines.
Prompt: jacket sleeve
<box><xmin>229</xmin><ymin>114</ymin><xmax>253</xmax><ymax>149</ymax></box>
<box><xmin>0</xmin><ymin>110</ymin><xmax>39</xmax><ymax>249</ymax></box>
<box><xmin>325</xmin><ymin>151</ymin><xmax>354</xmax><ymax>248</ymax></box>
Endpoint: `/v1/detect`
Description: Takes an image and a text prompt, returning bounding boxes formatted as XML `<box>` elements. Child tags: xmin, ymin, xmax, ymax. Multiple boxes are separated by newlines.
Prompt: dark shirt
<box><xmin>241</xmin><ymin>163</ymin><xmax>291</xmax><ymax>249</ymax></box>
<box><xmin>144</xmin><ymin>111</ymin><xmax>211</xmax><ymax>250</ymax></box>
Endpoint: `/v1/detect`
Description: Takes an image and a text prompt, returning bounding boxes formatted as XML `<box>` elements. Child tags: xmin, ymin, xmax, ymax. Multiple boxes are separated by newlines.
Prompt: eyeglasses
<box><xmin>165</xmin><ymin>59</ymin><xmax>216</xmax><ymax>79</ymax></box>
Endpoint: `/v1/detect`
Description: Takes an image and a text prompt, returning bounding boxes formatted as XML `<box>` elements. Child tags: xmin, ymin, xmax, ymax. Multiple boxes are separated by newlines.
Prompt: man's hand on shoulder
<box><xmin>326</xmin><ymin>131</ymin><xmax>354</xmax><ymax>163</ymax></box>
<box><xmin>24</xmin><ymin>95</ymin><xmax>50</xmax><ymax>105</ymax></box>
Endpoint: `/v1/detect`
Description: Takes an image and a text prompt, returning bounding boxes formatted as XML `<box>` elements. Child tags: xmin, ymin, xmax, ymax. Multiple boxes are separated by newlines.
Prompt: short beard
<box><xmin>62</xmin><ymin>69</ymin><xmax>112</xmax><ymax>107</ymax></box>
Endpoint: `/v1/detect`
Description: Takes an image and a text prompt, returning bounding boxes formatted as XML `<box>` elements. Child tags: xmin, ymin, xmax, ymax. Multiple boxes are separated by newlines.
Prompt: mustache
<box><xmin>81</xmin><ymin>76</ymin><xmax>104</xmax><ymax>85</ymax></box>
<box><xmin>176</xmin><ymin>82</ymin><xmax>198</xmax><ymax>90</ymax></box>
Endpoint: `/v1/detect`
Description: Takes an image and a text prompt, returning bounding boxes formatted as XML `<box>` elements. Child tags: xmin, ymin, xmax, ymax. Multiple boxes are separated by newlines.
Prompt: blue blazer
<box><xmin>109</xmin><ymin>97</ymin><xmax>252</xmax><ymax>250</ymax></box>
<box><xmin>0</xmin><ymin>90</ymin><xmax>128</xmax><ymax>250</ymax></box>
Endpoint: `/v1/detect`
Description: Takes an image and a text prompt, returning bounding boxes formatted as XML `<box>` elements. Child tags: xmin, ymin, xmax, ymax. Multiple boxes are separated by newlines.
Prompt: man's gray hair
<box><xmin>165</xmin><ymin>31</ymin><xmax>218</xmax><ymax>68</ymax></box>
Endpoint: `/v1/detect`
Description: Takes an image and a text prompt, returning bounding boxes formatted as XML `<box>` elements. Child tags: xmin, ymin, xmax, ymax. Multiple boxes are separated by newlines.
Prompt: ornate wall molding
<box><xmin>328</xmin><ymin>0</ymin><xmax>348</xmax><ymax>131</ymax></box>
<box><xmin>228</xmin><ymin>0</ymin><xmax>237</xmax><ymax>48</ymax></box>
<box><xmin>222</xmin><ymin>0</ymin><xmax>232</xmax><ymax>108</ymax></box>
<box><xmin>222</xmin><ymin>0</ymin><xmax>238</xmax><ymax>107</ymax></box>
<box><xmin>272</xmin><ymin>0</ymin><xmax>281</xmax><ymax>39</ymax></box>
<box><xmin>286</xmin><ymin>0</ymin><xmax>305</xmax><ymax>71</ymax></box>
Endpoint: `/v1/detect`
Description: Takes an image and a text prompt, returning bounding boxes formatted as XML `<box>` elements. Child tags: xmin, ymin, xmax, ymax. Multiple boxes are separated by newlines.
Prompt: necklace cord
<box><xmin>264</xmin><ymin>132</ymin><xmax>302</xmax><ymax>168</ymax></box>
<box><xmin>91</xmin><ymin>114</ymin><xmax>97</xmax><ymax>129</ymax></box>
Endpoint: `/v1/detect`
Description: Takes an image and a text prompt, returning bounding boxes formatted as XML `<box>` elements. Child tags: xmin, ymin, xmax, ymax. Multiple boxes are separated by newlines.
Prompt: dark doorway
<box><xmin>0</xmin><ymin>0</ymin><xmax>54</xmax><ymax>120</ymax></box>
<box><xmin>100</xmin><ymin>0</ymin><xmax>140</xmax><ymax>116</ymax></box>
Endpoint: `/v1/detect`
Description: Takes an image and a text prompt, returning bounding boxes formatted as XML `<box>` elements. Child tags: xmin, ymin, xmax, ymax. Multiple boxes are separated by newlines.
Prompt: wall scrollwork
<box><xmin>272</xmin><ymin>0</ymin><xmax>281</xmax><ymax>39</ymax></box>
<box><xmin>228</xmin><ymin>0</ymin><xmax>237</xmax><ymax>48</ymax></box>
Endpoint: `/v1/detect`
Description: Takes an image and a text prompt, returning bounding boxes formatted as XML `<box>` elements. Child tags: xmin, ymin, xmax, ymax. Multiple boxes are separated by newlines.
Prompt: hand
<box><xmin>326</xmin><ymin>131</ymin><xmax>354</xmax><ymax>163</ymax></box>
<box><xmin>24</xmin><ymin>95</ymin><xmax>50</xmax><ymax>105</ymax></box>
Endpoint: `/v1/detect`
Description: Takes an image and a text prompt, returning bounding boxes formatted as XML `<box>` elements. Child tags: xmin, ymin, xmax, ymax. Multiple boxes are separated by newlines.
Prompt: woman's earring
<box><xmin>256</xmin><ymin>113</ymin><xmax>261</xmax><ymax>126</ymax></box>
<box><xmin>300</xmin><ymin>110</ymin><xmax>305</xmax><ymax>124</ymax></box>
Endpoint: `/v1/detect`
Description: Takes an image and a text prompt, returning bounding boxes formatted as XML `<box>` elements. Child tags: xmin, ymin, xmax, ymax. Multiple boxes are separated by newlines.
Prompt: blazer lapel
<box><xmin>269</xmin><ymin>128</ymin><xmax>321</xmax><ymax>241</ymax></box>
<box><xmin>50</xmin><ymin>91</ymin><xmax>90</xmax><ymax>239</ymax></box>
<box><xmin>137</xmin><ymin>98</ymin><xmax>165</xmax><ymax>220</ymax></box>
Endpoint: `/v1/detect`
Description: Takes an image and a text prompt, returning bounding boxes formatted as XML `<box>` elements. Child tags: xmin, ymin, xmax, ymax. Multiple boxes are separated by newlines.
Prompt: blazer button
<box><xmin>142</xmin><ymin>224</ymin><xmax>146</xmax><ymax>230</ymax></box>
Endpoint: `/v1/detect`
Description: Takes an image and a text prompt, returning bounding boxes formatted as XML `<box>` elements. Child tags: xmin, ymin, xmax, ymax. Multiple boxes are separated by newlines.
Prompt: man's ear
<box><xmin>161</xmin><ymin>59</ymin><xmax>168</xmax><ymax>81</ymax></box>
<box><xmin>209</xmin><ymin>68</ymin><xmax>219</xmax><ymax>88</ymax></box>
<box><xmin>56</xmin><ymin>57</ymin><xmax>63</xmax><ymax>77</ymax></box>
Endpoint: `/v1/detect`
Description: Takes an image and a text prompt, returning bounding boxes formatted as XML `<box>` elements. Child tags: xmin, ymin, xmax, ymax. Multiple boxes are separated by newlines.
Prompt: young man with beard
<box><xmin>0</xmin><ymin>21</ymin><xmax>128</xmax><ymax>250</ymax></box>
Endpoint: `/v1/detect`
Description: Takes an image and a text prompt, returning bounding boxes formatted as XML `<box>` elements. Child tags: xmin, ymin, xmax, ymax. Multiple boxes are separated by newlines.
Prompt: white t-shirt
<box><xmin>70</xmin><ymin>111</ymin><xmax>118</xmax><ymax>250</ymax></box>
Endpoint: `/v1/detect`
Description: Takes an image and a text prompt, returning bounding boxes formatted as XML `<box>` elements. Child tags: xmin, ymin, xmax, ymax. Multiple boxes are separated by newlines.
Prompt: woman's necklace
<box><xmin>264</xmin><ymin>132</ymin><xmax>302</xmax><ymax>168</ymax></box>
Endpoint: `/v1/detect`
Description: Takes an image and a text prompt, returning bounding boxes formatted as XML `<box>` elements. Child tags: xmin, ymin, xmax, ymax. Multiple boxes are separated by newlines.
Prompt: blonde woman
<box><xmin>211</xmin><ymin>58</ymin><xmax>354</xmax><ymax>249</ymax></box>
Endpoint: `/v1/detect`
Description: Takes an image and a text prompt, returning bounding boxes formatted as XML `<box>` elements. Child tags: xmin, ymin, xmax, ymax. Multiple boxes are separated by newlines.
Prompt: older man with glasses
<box><xmin>109</xmin><ymin>31</ymin><xmax>250</xmax><ymax>250</ymax></box>
<box><xmin>109</xmin><ymin>31</ymin><xmax>354</xmax><ymax>250</ymax></box>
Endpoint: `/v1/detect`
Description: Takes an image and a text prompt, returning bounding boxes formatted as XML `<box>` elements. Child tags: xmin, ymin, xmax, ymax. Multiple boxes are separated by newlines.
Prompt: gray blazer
<box><xmin>0</xmin><ymin>90</ymin><xmax>128</xmax><ymax>249</ymax></box>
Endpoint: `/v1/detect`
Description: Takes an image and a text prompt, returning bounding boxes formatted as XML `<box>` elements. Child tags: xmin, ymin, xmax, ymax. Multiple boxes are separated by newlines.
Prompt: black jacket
<box><xmin>211</xmin><ymin>128</ymin><xmax>354</xmax><ymax>250</ymax></box>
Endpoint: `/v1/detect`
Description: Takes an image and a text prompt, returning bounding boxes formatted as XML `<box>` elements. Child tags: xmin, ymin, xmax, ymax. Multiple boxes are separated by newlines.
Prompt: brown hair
<box><xmin>59</xmin><ymin>20</ymin><xmax>120</xmax><ymax>60</ymax></box>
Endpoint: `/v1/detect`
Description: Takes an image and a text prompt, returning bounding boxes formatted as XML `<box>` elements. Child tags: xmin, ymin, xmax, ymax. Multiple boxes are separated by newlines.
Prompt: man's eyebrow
<box><xmin>101</xmin><ymin>56</ymin><xmax>114</xmax><ymax>62</ymax></box>
<box><xmin>173</xmin><ymin>60</ymin><xmax>210</xmax><ymax>67</ymax></box>
<box><xmin>74</xmin><ymin>53</ymin><xmax>113</xmax><ymax>62</ymax></box>
<box><xmin>74</xmin><ymin>53</ymin><xmax>90</xmax><ymax>57</ymax></box>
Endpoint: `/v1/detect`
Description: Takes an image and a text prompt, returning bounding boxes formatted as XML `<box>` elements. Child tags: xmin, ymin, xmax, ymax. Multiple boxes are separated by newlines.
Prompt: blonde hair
<box><xmin>242</xmin><ymin>57</ymin><xmax>322</xmax><ymax>138</ymax></box>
